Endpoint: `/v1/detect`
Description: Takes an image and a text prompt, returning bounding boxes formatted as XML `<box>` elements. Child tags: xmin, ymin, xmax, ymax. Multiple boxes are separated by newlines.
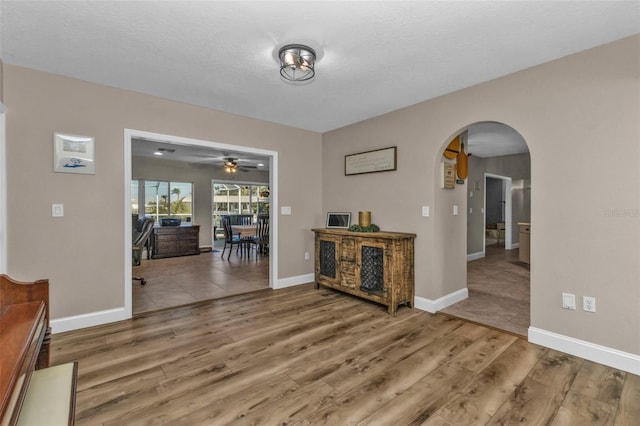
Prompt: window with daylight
<box><xmin>131</xmin><ymin>180</ymin><xmax>193</xmax><ymax>224</ymax></box>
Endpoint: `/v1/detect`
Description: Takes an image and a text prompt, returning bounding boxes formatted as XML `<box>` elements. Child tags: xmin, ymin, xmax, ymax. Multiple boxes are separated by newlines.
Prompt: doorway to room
<box><xmin>124</xmin><ymin>129</ymin><xmax>278</xmax><ymax>318</ymax></box>
<box><xmin>484</xmin><ymin>174</ymin><xmax>512</xmax><ymax>250</ymax></box>
<box><xmin>439</xmin><ymin>122</ymin><xmax>531</xmax><ymax>337</ymax></box>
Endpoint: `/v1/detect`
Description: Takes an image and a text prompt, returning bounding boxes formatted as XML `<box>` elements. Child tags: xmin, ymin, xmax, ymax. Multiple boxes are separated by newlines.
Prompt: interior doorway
<box><xmin>484</xmin><ymin>174</ymin><xmax>512</xmax><ymax>250</ymax></box>
<box><xmin>124</xmin><ymin>129</ymin><xmax>278</xmax><ymax>319</ymax></box>
<box><xmin>439</xmin><ymin>122</ymin><xmax>531</xmax><ymax>337</ymax></box>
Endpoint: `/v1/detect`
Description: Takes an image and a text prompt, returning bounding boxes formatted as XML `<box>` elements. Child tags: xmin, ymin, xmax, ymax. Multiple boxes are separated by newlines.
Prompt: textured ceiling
<box><xmin>2</xmin><ymin>1</ymin><xmax>638</xmax><ymax>136</ymax></box>
<box><xmin>1</xmin><ymin>2</ymin><xmax>638</xmax><ymax>160</ymax></box>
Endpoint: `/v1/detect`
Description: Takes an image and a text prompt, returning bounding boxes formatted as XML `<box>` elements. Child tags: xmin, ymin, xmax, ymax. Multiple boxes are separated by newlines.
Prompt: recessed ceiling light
<box><xmin>154</xmin><ymin>147</ymin><xmax>175</xmax><ymax>156</ymax></box>
<box><xmin>258</xmin><ymin>163</ymin><xmax>264</xmax><ymax>167</ymax></box>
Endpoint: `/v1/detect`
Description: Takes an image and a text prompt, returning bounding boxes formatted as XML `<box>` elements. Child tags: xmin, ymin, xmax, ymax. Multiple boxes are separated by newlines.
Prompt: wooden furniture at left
<box><xmin>0</xmin><ymin>275</ymin><xmax>51</xmax><ymax>369</ymax></box>
<box><xmin>0</xmin><ymin>275</ymin><xmax>78</xmax><ymax>425</ymax></box>
<box><xmin>0</xmin><ymin>275</ymin><xmax>50</xmax><ymax>425</ymax></box>
<box><xmin>0</xmin><ymin>302</ymin><xmax>47</xmax><ymax>425</ymax></box>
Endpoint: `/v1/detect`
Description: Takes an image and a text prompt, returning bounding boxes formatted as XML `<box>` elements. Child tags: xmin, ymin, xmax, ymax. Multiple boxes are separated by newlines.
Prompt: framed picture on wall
<box><xmin>53</xmin><ymin>133</ymin><xmax>95</xmax><ymax>174</ymax></box>
<box><xmin>326</xmin><ymin>212</ymin><xmax>351</xmax><ymax>229</ymax></box>
<box><xmin>345</xmin><ymin>146</ymin><xmax>397</xmax><ymax>176</ymax></box>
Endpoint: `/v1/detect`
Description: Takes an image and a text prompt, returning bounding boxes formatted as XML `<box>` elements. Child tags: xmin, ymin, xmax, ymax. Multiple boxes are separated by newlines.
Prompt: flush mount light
<box><xmin>279</xmin><ymin>44</ymin><xmax>316</xmax><ymax>82</ymax></box>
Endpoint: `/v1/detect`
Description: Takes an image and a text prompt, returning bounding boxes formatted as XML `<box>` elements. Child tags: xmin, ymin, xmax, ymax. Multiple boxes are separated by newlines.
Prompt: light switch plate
<box><xmin>52</xmin><ymin>203</ymin><xmax>64</xmax><ymax>217</ymax></box>
<box><xmin>562</xmin><ymin>292</ymin><xmax>576</xmax><ymax>310</ymax></box>
<box><xmin>453</xmin><ymin>205</ymin><xmax>459</xmax><ymax>216</ymax></box>
<box><xmin>421</xmin><ymin>206</ymin><xmax>429</xmax><ymax>217</ymax></box>
<box><xmin>281</xmin><ymin>206</ymin><xmax>291</xmax><ymax>215</ymax></box>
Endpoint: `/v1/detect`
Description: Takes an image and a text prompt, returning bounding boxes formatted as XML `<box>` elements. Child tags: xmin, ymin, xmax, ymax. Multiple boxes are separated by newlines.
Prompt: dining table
<box><xmin>232</xmin><ymin>224</ymin><xmax>257</xmax><ymax>239</ymax></box>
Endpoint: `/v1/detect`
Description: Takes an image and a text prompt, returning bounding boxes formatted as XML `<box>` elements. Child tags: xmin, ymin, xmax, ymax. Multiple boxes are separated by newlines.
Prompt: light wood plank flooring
<box><xmin>52</xmin><ymin>285</ymin><xmax>638</xmax><ymax>425</ymax></box>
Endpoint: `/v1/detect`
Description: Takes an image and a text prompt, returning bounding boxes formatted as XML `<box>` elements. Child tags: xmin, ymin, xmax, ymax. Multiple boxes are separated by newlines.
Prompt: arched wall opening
<box><xmin>431</xmin><ymin>121</ymin><xmax>532</xmax><ymax>328</ymax></box>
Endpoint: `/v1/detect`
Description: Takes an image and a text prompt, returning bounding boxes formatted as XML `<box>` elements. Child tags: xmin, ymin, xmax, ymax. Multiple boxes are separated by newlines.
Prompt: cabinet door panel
<box><xmin>356</xmin><ymin>241</ymin><xmax>389</xmax><ymax>296</ymax></box>
<box><xmin>360</xmin><ymin>245</ymin><xmax>385</xmax><ymax>292</ymax></box>
<box><xmin>316</xmin><ymin>235</ymin><xmax>341</xmax><ymax>286</ymax></box>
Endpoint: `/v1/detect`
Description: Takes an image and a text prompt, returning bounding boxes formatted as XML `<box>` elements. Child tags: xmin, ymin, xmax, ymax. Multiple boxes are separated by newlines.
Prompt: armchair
<box><xmin>132</xmin><ymin>217</ymin><xmax>154</xmax><ymax>284</ymax></box>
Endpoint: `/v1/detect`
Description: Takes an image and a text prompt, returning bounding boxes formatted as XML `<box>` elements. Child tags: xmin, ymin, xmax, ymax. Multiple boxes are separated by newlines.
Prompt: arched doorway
<box><xmin>438</xmin><ymin>122</ymin><xmax>531</xmax><ymax>336</ymax></box>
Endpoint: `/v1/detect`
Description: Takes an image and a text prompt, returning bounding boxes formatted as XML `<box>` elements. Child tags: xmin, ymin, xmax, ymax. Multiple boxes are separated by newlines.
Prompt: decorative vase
<box><xmin>358</xmin><ymin>211</ymin><xmax>371</xmax><ymax>227</ymax></box>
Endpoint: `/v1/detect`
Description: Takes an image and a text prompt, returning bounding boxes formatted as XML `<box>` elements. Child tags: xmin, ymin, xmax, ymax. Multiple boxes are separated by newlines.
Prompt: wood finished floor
<box><xmin>52</xmin><ymin>285</ymin><xmax>639</xmax><ymax>425</ymax></box>
<box><xmin>133</xmin><ymin>248</ymin><xmax>269</xmax><ymax>315</ymax></box>
<box><xmin>440</xmin><ymin>244</ymin><xmax>530</xmax><ymax>337</ymax></box>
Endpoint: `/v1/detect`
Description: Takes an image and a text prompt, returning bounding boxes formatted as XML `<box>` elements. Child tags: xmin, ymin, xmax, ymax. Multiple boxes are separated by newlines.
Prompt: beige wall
<box><xmin>0</xmin><ymin>59</ymin><xmax>4</xmax><ymax>101</ymax></box>
<box><xmin>5</xmin><ymin>65</ymin><xmax>322</xmax><ymax>319</ymax></box>
<box><xmin>467</xmin><ymin>155</ymin><xmax>486</xmax><ymax>254</ymax></box>
<box><xmin>132</xmin><ymin>155</ymin><xmax>269</xmax><ymax>247</ymax></box>
<box><xmin>323</xmin><ymin>35</ymin><xmax>640</xmax><ymax>355</ymax></box>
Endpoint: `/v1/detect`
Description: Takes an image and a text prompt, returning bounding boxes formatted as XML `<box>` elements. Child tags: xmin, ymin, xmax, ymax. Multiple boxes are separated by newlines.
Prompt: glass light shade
<box><xmin>279</xmin><ymin>44</ymin><xmax>316</xmax><ymax>82</ymax></box>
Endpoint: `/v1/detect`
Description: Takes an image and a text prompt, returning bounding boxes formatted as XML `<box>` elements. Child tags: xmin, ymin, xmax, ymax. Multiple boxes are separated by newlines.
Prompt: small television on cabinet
<box><xmin>326</xmin><ymin>212</ymin><xmax>351</xmax><ymax>229</ymax></box>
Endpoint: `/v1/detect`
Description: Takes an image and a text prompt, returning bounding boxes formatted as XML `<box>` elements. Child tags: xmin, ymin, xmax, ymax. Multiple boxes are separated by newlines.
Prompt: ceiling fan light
<box><xmin>279</xmin><ymin>44</ymin><xmax>316</xmax><ymax>82</ymax></box>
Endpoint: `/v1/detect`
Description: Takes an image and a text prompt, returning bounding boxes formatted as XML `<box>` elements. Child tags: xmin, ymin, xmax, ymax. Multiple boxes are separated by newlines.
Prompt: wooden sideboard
<box><xmin>312</xmin><ymin>228</ymin><xmax>416</xmax><ymax>315</ymax></box>
<box><xmin>151</xmin><ymin>225</ymin><xmax>200</xmax><ymax>259</ymax></box>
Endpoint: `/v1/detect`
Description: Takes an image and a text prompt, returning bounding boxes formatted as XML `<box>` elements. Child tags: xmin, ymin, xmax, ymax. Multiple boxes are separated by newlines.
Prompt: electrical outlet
<box><xmin>583</xmin><ymin>296</ymin><xmax>596</xmax><ymax>313</ymax></box>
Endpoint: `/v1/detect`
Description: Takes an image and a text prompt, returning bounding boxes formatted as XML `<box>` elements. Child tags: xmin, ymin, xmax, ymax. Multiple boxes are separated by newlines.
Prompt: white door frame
<box><xmin>484</xmin><ymin>173</ymin><xmax>513</xmax><ymax>249</ymax></box>
<box><xmin>124</xmin><ymin>129</ymin><xmax>278</xmax><ymax>318</ymax></box>
<box><xmin>0</xmin><ymin>105</ymin><xmax>6</xmax><ymax>273</ymax></box>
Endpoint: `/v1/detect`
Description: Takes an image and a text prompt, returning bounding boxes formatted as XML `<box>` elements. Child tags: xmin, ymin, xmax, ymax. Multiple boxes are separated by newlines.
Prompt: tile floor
<box><xmin>132</xmin><ymin>246</ymin><xmax>269</xmax><ymax>315</ymax></box>
<box><xmin>439</xmin><ymin>243</ymin><xmax>530</xmax><ymax>337</ymax></box>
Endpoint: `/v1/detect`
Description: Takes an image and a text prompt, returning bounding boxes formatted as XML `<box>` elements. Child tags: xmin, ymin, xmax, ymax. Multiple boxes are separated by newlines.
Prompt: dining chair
<box><xmin>221</xmin><ymin>216</ymin><xmax>247</xmax><ymax>259</ymax></box>
<box><xmin>250</xmin><ymin>215</ymin><xmax>269</xmax><ymax>256</ymax></box>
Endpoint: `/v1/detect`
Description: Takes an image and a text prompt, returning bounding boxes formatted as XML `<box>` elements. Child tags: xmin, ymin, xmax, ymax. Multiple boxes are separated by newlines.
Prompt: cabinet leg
<box><xmin>315</xmin><ymin>282</ymin><xmax>320</xmax><ymax>290</ymax></box>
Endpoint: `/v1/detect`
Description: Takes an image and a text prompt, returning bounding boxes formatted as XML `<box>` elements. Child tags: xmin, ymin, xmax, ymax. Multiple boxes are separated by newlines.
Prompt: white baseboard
<box><xmin>414</xmin><ymin>288</ymin><xmax>468</xmax><ymax>313</ymax></box>
<box><xmin>467</xmin><ymin>251</ymin><xmax>485</xmax><ymax>261</ymax></box>
<box><xmin>508</xmin><ymin>242</ymin><xmax>520</xmax><ymax>250</ymax></box>
<box><xmin>51</xmin><ymin>307</ymin><xmax>127</xmax><ymax>334</ymax></box>
<box><xmin>529</xmin><ymin>327</ymin><xmax>640</xmax><ymax>376</ymax></box>
<box><xmin>50</xmin><ymin>274</ymin><xmax>315</xmax><ymax>333</ymax></box>
<box><xmin>275</xmin><ymin>273</ymin><xmax>315</xmax><ymax>289</ymax></box>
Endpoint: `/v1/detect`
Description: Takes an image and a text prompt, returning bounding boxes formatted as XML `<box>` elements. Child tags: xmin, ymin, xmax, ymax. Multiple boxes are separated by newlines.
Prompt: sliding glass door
<box><xmin>212</xmin><ymin>182</ymin><xmax>269</xmax><ymax>240</ymax></box>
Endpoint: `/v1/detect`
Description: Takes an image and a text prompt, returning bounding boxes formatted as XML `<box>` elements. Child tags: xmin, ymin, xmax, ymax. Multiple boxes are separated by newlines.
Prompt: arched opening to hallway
<box><xmin>438</xmin><ymin>122</ymin><xmax>531</xmax><ymax>336</ymax></box>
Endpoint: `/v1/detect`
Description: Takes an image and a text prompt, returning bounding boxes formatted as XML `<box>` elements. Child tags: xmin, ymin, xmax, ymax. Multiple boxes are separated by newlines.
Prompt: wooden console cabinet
<box><xmin>312</xmin><ymin>228</ymin><xmax>416</xmax><ymax>315</ymax></box>
<box><xmin>151</xmin><ymin>225</ymin><xmax>200</xmax><ymax>259</ymax></box>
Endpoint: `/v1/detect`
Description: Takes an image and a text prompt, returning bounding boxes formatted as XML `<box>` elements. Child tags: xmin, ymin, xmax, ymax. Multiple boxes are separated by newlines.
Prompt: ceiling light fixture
<box><xmin>154</xmin><ymin>147</ymin><xmax>175</xmax><ymax>156</ymax></box>
<box><xmin>224</xmin><ymin>160</ymin><xmax>238</xmax><ymax>173</ymax></box>
<box><xmin>279</xmin><ymin>44</ymin><xmax>316</xmax><ymax>82</ymax></box>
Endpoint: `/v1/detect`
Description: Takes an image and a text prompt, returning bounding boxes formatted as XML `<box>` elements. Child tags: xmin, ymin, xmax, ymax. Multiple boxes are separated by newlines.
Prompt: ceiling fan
<box><xmin>219</xmin><ymin>157</ymin><xmax>257</xmax><ymax>173</ymax></box>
